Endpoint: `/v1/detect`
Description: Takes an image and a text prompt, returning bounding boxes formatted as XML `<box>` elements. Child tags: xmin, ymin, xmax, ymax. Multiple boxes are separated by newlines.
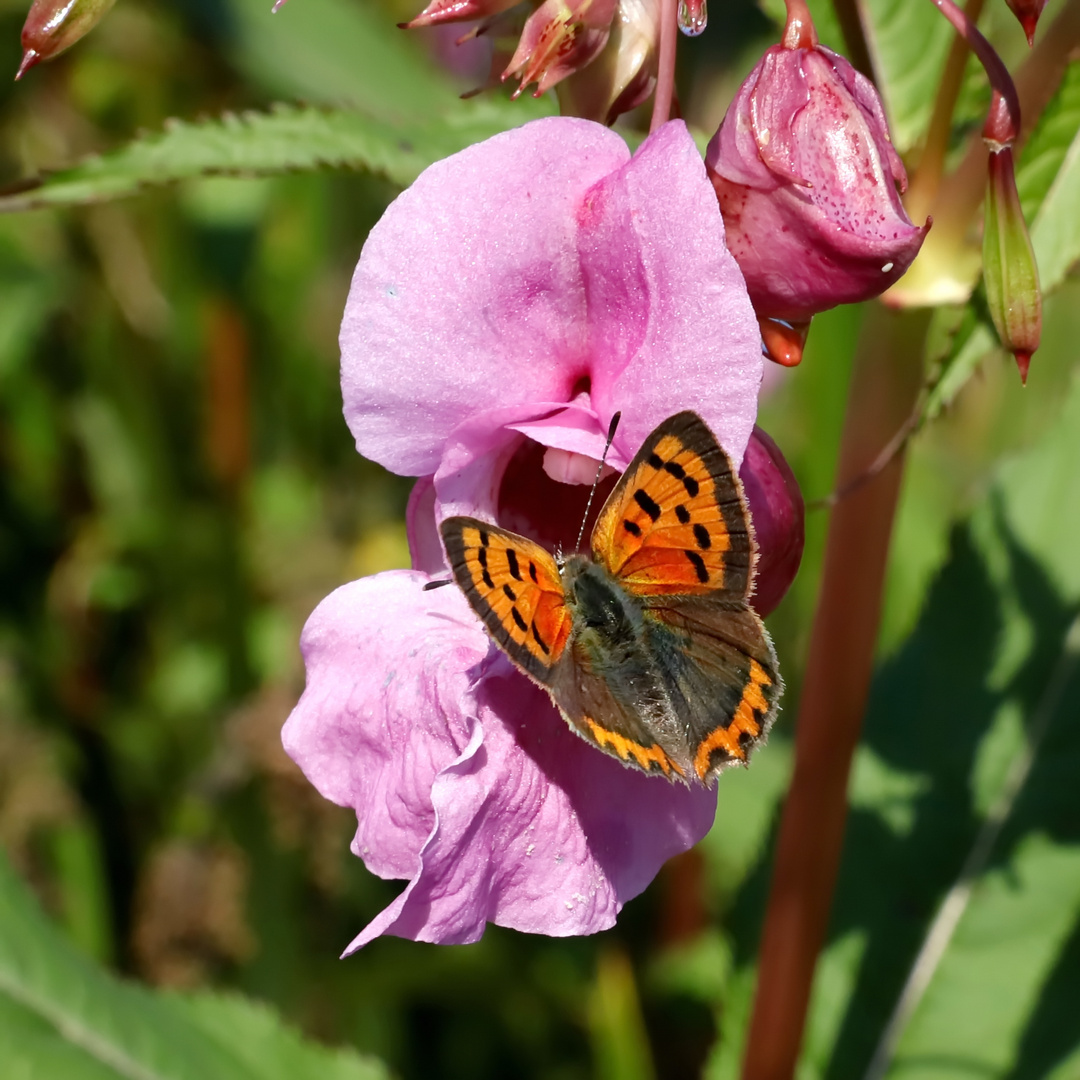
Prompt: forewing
<box><xmin>643</xmin><ymin>598</ymin><xmax>782</xmax><ymax>785</ymax></box>
<box><xmin>440</xmin><ymin>517</ymin><xmax>571</xmax><ymax>684</ymax></box>
<box><xmin>591</xmin><ymin>411</ymin><xmax>753</xmax><ymax>599</ymax></box>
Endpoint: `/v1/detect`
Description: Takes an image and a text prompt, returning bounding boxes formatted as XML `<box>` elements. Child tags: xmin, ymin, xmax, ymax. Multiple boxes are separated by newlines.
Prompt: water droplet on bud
<box><xmin>677</xmin><ymin>0</ymin><xmax>707</xmax><ymax>36</ymax></box>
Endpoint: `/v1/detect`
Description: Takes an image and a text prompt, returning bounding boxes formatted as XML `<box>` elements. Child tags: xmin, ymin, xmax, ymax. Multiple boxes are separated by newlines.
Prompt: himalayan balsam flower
<box><xmin>705</xmin><ymin>43</ymin><xmax>929</xmax><ymax>326</ymax></box>
<box><xmin>283</xmin><ymin>118</ymin><xmax>803</xmax><ymax>949</ymax></box>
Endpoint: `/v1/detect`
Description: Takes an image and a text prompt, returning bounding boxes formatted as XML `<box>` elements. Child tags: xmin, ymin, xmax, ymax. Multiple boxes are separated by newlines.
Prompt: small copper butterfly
<box><xmin>440</xmin><ymin>411</ymin><xmax>782</xmax><ymax>786</ymax></box>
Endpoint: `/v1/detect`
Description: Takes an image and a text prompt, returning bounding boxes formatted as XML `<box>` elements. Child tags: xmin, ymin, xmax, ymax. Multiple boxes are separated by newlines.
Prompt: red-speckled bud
<box><xmin>17</xmin><ymin>0</ymin><xmax>116</xmax><ymax>79</ymax></box>
<box><xmin>705</xmin><ymin>44</ymin><xmax>929</xmax><ymax>324</ymax></box>
<box><xmin>741</xmin><ymin>426</ymin><xmax>804</xmax><ymax>617</ymax></box>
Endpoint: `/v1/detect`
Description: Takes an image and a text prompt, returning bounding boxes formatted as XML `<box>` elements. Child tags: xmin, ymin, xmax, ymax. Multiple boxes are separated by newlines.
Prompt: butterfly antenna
<box><xmin>573</xmin><ymin>411</ymin><xmax>622</xmax><ymax>554</ymax></box>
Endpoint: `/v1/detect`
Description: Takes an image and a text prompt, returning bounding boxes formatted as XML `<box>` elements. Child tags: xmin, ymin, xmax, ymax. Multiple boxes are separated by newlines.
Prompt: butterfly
<box><xmin>439</xmin><ymin>411</ymin><xmax>782</xmax><ymax>787</ymax></box>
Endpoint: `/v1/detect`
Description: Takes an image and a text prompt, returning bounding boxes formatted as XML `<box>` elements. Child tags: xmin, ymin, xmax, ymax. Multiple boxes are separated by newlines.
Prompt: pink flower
<box><xmin>284</xmin><ymin>118</ymin><xmax>803</xmax><ymax>949</ymax></box>
<box><xmin>705</xmin><ymin>44</ymin><xmax>929</xmax><ymax>323</ymax></box>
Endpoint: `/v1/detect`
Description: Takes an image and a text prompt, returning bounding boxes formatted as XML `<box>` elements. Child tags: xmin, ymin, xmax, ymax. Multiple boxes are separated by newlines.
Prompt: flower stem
<box><xmin>650</xmin><ymin>0</ymin><xmax>677</xmax><ymax>132</ymax></box>
<box><xmin>741</xmin><ymin>303</ymin><xmax>931</xmax><ymax>1080</ymax></box>
<box><xmin>781</xmin><ymin>0</ymin><xmax>818</xmax><ymax>49</ymax></box>
<box><xmin>925</xmin><ymin>0</ymin><xmax>1020</xmax><ymax>144</ymax></box>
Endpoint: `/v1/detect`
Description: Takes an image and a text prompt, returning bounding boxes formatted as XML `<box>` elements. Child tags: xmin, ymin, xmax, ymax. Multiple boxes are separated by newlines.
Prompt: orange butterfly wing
<box><xmin>591</xmin><ymin>411</ymin><xmax>753</xmax><ymax>598</ymax></box>
<box><xmin>440</xmin><ymin>518</ymin><xmax>572</xmax><ymax>683</ymax></box>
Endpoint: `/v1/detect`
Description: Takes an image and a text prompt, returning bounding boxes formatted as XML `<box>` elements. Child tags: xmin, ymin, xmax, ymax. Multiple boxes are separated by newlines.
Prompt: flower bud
<box><xmin>502</xmin><ymin>0</ymin><xmax>618</xmax><ymax>97</ymax></box>
<box><xmin>983</xmin><ymin>146</ymin><xmax>1041</xmax><ymax>383</ymax></box>
<box><xmin>400</xmin><ymin>0</ymin><xmax>520</xmax><ymax>31</ymax></box>
<box><xmin>740</xmin><ymin>426</ymin><xmax>804</xmax><ymax>618</ymax></box>
<box><xmin>17</xmin><ymin>0</ymin><xmax>116</xmax><ymax>79</ymax></box>
<box><xmin>555</xmin><ymin>0</ymin><xmax>659</xmax><ymax>124</ymax></box>
<box><xmin>705</xmin><ymin>43</ymin><xmax>929</xmax><ymax>326</ymax></box>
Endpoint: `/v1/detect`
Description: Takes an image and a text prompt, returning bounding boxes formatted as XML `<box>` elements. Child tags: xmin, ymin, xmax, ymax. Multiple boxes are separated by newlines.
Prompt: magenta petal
<box><xmin>283</xmin><ymin>572</ymin><xmax>489</xmax><ymax>881</ymax></box>
<box><xmin>341</xmin><ymin>118</ymin><xmax>629</xmax><ymax>477</ymax></box>
<box><xmin>578</xmin><ymin>121</ymin><xmax>762</xmax><ymax>467</ymax></box>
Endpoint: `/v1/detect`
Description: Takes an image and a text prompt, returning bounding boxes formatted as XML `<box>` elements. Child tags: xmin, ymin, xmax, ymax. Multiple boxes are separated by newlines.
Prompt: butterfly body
<box><xmin>440</xmin><ymin>411</ymin><xmax>783</xmax><ymax>787</ymax></box>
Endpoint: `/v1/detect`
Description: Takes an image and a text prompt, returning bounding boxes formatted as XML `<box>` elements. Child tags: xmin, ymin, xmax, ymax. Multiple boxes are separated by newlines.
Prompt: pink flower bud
<box><xmin>705</xmin><ymin>43</ymin><xmax>929</xmax><ymax>324</ymax></box>
<box><xmin>983</xmin><ymin>146</ymin><xmax>1041</xmax><ymax>383</ymax></box>
<box><xmin>17</xmin><ymin>0</ymin><xmax>116</xmax><ymax>79</ymax></box>
<box><xmin>740</xmin><ymin>426</ymin><xmax>804</xmax><ymax>618</ymax></box>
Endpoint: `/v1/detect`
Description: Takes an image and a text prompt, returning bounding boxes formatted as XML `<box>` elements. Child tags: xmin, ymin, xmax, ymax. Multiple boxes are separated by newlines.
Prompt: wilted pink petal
<box><xmin>706</xmin><ymin>44</ymin><xmax>929</xmax><ymax>323</ymax></box>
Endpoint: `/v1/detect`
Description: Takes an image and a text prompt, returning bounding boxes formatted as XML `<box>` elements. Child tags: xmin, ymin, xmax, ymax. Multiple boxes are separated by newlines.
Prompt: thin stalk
<box><xmin>741</xmin><ymin>303</ymin><xmax>931</xmax><ymax>1080</ymax></box>
<box><xmin>649</xmin><ymin>0</ymin><xmax>677</xmax><ymax>132</ymax></box>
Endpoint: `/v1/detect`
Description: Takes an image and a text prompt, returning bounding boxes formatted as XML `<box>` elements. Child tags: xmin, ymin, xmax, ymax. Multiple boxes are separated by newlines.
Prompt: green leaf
<box><xmin>0</xmin><ymin>99</ymin><xmax>553</xmax><ymax>213</ymax></box>
<box><xmin>860</xmin><ymin>0</ymin><xmax>954</xmax><ymax>153</ymax></box>
<box><xmin>224</xmin><ymin>0</ymin><xmax>459</xmax><ymax>116</ymax></box>
<box><xmin>0</xmin><ymin>853</ymin><xmax>391</xmax><ymax>1080</ymax></box>
<box><xmin>175</xmin><ymin>993</ymin><xmax>390</xmax><ymax>1080</ymax></box>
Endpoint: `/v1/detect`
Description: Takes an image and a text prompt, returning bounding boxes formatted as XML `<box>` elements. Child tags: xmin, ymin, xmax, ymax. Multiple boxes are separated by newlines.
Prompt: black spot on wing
<box><xmin>683</xmin><ymin>474</ymin><xmax>700</xmax><ymax>498</ymax></box>
<box><xmin>693</xmin><ymin>523</ymin><xmax>711</xmax><ymax>550</ymax></box>
<box><xmin>479</xmin><ymin>529</ymin><xmax>490</xmax><ymax>547</ymax></box>
<box><xmin>634</xmin><ymin>489</ymin><xmax>661</xmax><ymax>522</ymax></box>
<box><xmin>623</xmin><ymin>519</ymin><xmax>642</xmax><ymax>537</ymax></box>
<box><xmin>531</xmin><ymin>621</ymin><xmax>549</xmax><ymax>654</ymax></box>
<box><xmin>511</xmin><ymin>606</ymin><xmax>527</xmax><ymax>632</ymax></box>
<box><xmin>482</xmin><ymin>568</ymin><xmax>495</xmax><ymax>590</ymax></box>
<box><xmin>529</xmin><ymin>561</ymin><xmax>538</xmax><ymax>583</ymax></box>
<box><xmin>647</xmin><ymin>452</ymin><xmax>663</xmax><ymax>469</ymax></box>
<box><xmin>675</xmin><ymin>505</ymin><xmax>691</xmax><ymax>524</ymax></box>
<box><xmin>507</xmin><ymin>549</ymin><xmax>523</xmax><ymax>581</ymax></box>
<box><xmin>685</xmin><ymin>550</ymin><xmax>709</xmax><ymax>583</ymax></box>
<box><xmin>664</xmin><ymin>460</ymin><xmax>687</xmax><ymax>481</ymax></box>
<box><xmin>503</xmin><ymin>584</ymin><xmax>517</xmax><ymax>601</ymax></box>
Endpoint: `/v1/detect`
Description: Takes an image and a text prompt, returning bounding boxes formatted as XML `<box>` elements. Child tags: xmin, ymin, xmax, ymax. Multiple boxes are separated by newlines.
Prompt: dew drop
<box><xmin>677</xmin><ymin>0</ymin><xmax>707</xmax><ymax>36</ymax></box>
<box><xmin>881</xmin><ymin>261</ymin><xmax>894</xmax><ymax>272</ymax></box>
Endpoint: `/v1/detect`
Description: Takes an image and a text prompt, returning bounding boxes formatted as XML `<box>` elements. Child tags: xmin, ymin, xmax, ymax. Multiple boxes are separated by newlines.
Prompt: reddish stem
<box><xmin>741</xmin><ymin>305</ymin><xmax>930</xmax><ymax>1080</ymax></box>
<box><xmin>926</xmin><ymin>0</ymin><xmax>1020</xmax><ymax>144</ymax></box>
<box><xmin>781</xmin><ymin>0</ymin><xmax>818</xmax><ymax>49</ymax></box>
<box><xmin>650</xmin><ymin>0</ymin><xmax>677</xmax><ymax>132</ymax></box>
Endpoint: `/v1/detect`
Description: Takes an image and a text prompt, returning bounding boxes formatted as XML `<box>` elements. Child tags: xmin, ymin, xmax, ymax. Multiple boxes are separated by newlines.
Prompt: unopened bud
<box><xmin>983</xmin><ymin>146</ymin><xmax>1041</xmax><ymax>383</ymax></box>
<box><xmin>502</xmin><ymin>0</ymin><xmax>617</xmax><ymax>97</ymax></box>
<box><xmin>705</xmin><ymin>43</ymin><xmax>929</xmax><ymax>328</ymax></box>
<box><xmin>17</xmin><ymin>0</ymin><xmax>116</xmax><ymax>79</ymax></box>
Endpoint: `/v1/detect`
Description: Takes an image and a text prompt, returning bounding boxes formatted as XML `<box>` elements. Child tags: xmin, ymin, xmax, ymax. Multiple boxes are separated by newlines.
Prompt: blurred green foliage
<box><xmin>0</xmin><ymin>0</ymin><xmax>1078</xmax><ymax>1077</ymax></box>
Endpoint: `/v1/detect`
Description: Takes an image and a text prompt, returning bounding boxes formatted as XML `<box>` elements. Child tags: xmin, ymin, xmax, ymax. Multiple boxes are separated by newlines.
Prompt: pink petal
<box><xmin>340</xmin><ymin>118</ymin><xmax>629</xmax><ymax>478</ymax></box>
